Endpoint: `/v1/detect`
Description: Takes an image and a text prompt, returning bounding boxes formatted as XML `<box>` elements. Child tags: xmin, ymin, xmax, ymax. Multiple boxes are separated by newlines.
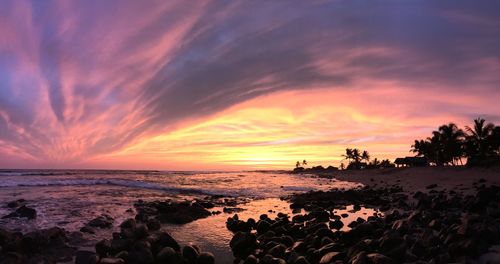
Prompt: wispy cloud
<box><xmin>0</xmin><ymin>1</ymin><xmax>499</xmax><ymax>168</ymax></box>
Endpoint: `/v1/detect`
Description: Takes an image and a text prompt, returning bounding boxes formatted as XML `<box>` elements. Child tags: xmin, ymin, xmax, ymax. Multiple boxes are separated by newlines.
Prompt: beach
<box><xmin>0</xmin><ymin>167</ymin><xmax>499</xmax><ymax>263</ymax></box>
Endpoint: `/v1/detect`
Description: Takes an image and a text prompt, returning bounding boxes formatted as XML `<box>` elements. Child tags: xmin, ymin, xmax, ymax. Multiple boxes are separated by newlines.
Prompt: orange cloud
<box><xmin>86</xmin><ymin>82</ymin><xmax>499</xmax><ymax>170</ymax></box>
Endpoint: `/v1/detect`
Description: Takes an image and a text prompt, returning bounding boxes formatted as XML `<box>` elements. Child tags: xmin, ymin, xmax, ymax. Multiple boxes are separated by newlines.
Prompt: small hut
<box><xmin>394</xmin><ymin>157</ymin><xmax>428</xmax><ymax>167</ymax></box>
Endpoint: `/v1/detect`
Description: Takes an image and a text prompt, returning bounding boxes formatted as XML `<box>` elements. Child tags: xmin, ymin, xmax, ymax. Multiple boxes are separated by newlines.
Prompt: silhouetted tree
<box><xmin>342</xmin><ymin>148</ymin><xmax>353</xmax><ymax>164</ymax></box>
<box><xmin>465</xmin><ymin>118</ymin><xmax>496</xmax><ymax>158</ymax></box>
<box><xmin>302</xmin><ymin>160</ymin><xmax>307</xmax><ymax>166</ymax></box>
<box><xmin>352</xmin><ymin>148</ymin><xmax>361</xmax><ymax>163</ymax></box>
<box><xmin>362</xmin><ymin>150</ymin><xmax>370</xmax><ymax>163</ymax></box>
<box><xmin>295</xmin><ymin>161</ymin><xmax>300</xmax><ymax>168</ymax></box>
<box><xmin>411</xmin><ymin>118</ymin><xmax>499</xmax><ymax>167</ymax></box>
<box><xmin>436</xmin><ymin>123</ymin><xmax>465</xmax><ymax>165</ymax></box>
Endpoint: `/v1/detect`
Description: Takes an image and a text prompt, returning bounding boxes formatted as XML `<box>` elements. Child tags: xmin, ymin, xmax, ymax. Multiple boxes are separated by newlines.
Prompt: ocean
<box><xmin>0</xmin><ymin>169</ymin><xmax>370</xmax><ymax>263</ymax></box>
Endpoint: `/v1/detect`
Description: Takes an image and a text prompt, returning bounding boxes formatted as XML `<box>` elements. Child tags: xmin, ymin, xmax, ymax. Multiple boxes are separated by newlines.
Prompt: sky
<box><xmin>0</xmin><ymin>1</ymin><xmax>499</xmax><ymax>170</ymax></box>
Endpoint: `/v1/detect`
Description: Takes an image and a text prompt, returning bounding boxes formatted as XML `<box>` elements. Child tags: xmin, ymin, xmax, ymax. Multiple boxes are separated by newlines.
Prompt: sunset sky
<box><xmin>0</xmin><ymin>1</ymin><xmax>499</xmax><ymax>170</ymax></box>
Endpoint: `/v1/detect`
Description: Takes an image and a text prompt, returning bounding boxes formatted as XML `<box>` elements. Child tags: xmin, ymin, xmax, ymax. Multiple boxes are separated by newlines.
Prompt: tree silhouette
<box><xmin>352</xmin><ymin>148</ymin><xmax>361</xmax><ymax>163</ymax></box>
<box><xmin>465</xmin><ymin>118</ymin><xmax>496</xmax><ymax>158</ymax></box>
<box><xmin>362</xmin><ymin>150</ymin><xmax>370</xmax><ymax>163</ymax></box>
<box><xmin>436</xmin><ymin>123</ymin><xmax>465</xmax><ymax>165</ymax></box>
<box><xmin>342</xmin><ymin>148</ymin><xmax>353</xmax><ymax>164</ymax></box>
<box><xmin>411</xmin><ymin>118</ymin><xmax>498</xmax><ymax>166</ymax></box>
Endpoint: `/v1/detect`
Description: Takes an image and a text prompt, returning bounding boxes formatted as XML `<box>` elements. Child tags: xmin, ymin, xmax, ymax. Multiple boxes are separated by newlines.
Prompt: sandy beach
<box><xmin>322</xmin><ymin>166</ymin><xmax>500</xmax><ymax>194</ymax></box>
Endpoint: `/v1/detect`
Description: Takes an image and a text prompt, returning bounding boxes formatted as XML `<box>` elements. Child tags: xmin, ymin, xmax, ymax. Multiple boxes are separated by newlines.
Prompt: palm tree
<box><xmin>489</xmin><ymin>126</ymin><xmax>500</xmax><ymax>156</ymax></box>
<box><xmin>362</xmin><ymin>150</ymin><xmax>370</xmax><ymax>163</ymax></box>
<box><xmin>342</xmin><ymin>148</ymin><xmax>353</xmax><ymax>164</ymax></box>
<box><xmin>435</xmin><ymin>123</ymin><xmax>465</xmax><ymax>165</ymax></box>
<box><xmin>380</xmin><ymin>159</ymin><xmax>393</xmax><ymax>168</ymax></box>
<box><xmin>295</xmin><ymin>161</ymin><xmax>300</xmax><ymax>168</ymax></box>
<box><xmin>352</xmin><ymin>148</ymin><xmax>361</xmax><ymax>163</ymax></box>
<box><xmin>411</xmin><ymin>124</ymin><xmax>464</xmax><ymax>166</ymax></box>
<box><xmin>465</xmin><ymin>118</ymin><xmax>495</xmax><ymax>158</ymax></box>
<box><xmin>302</xmin><ymin>160</ymin><xmax>307</xmax><ymax>166</ymax></box>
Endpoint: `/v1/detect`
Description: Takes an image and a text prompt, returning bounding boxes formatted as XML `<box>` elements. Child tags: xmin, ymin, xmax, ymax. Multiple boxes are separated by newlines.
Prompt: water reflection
<box><xmin>166</xmin><ymin>198</ymin><xmax>381</xmax><ymax>263</ymax></box>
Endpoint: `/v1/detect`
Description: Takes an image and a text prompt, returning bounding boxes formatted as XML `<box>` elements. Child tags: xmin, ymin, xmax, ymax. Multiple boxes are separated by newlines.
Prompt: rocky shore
<box><xmin>0</xmin><ymin>195</ymin><xmax>245</xmax><ymax>264</ymax></box>
<box><xmin>225</xmin><ymin>180</ymin><xmax>500</xmax><ymax>263</ymax></box>
<box><xmin>1</xmin><ymin>169</ymin><xmax>500</xmax><ymax>263</ymax></box>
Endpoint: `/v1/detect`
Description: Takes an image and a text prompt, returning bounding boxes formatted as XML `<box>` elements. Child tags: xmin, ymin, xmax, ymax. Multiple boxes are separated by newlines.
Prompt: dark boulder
<box><xmin>230</xmin><ymin>232</ymin><xmax>257</xmax><ymax>258</ymax></box>
<box><xmin>197</xmin><ymin>252</ymin><xmax>215</xmax><ymax>264</ymax></box>
<box><xmin>156</xmin><ymin>247</ymin><xmax>183</xmax><ymax>264</ymax></box>
<box><xmin>75</xmin><ymin>250</ymin><xmax>97</xmax><ymax>264</ymax></box>
<box><xmin>2</xmin><ymin>205</ymin><xmax>37</xmax><ymax>219</ymax></box>
<box><xmin>88</xmin><ymin>214</ymin><xmax>114</xmax><ymax>228</ymax></box>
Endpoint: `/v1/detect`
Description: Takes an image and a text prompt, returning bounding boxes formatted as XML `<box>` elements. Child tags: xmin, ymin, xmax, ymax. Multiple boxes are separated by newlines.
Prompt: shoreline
<box><xmin>0</xmin><ymin>167</ymin><xmax>499</xmax><ymax>263</ymax></box>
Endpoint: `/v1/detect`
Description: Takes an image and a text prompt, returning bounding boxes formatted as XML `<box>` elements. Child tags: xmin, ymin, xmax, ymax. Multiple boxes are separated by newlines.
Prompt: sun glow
<box><xmin>83</xmin><ymin>83</ymin><xmax>499</xmax><ymax>170</ymax></box>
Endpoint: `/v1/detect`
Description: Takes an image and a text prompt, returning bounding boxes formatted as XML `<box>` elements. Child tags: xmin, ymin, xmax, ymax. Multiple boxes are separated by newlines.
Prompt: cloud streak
<box><xmin>0</xmin><ymin>0</ymin><xmax>499</xmax><ymax>168</ymax></box>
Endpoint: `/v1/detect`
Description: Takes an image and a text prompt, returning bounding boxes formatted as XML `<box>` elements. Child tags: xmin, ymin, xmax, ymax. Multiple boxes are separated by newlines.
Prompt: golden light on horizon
<box><xmin>82</xmin><ymin>84</ymin><xmax>495</xmax><ymax>170</ymax></box>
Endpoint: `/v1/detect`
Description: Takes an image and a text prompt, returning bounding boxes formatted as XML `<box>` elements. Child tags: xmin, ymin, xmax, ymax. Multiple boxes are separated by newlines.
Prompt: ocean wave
<box><xmin>0</xmin><ymin>178</ymin><xmax>215</xmax><ymax>195</ymax></box>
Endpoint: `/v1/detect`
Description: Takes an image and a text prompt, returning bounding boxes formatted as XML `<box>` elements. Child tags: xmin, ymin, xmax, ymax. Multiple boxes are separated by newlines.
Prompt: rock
<box><xmin>156</xmin><ymin>247</ymin><xmax>183</xmax><ymax>264</ymax></box>
<box><xmin>96</xmin><ymin>239</ymin><xmax>112</xmax><ymax>257</ymax></box>
<box><xmin>257</xmin><ymin>220</ymin><xmax>271</xmax><ymax>234</ymax></box>
<box><xmin>230</xmin><ymin>232</ymin><xmax>257</xmax><ymax>258</ymax></box>
<box><xmin>319</xmin><ymin>252</ymin><xmax>343</xmax><ymax>264</ymax></box>
<box><xmin>268</xmin><ymin>244</ymin><xmax>286</xmax><ymax>258</ymax></box>
<box><xmin>152</xmin><ymin>231</ymin><xmax>180</xmax><ymax>252</ymax></box>
<box><xmin>197</xmin><ymin>201</ymin><xmax>215</xmax><ymax>209</ymax></box>
<box><xmin>183</xmin><ymin>245</ymin><xmax>199</xmax><ymax>263</ymax></box>
<box><xmin>223</xmin><ymin>207</ymin><xmax>245</xmax><ymax>214</ymax></box>
<box><xmin>75</xmin><ymin>250</ymin><xmax>97</xmax><ymax>264</ymax></box>
<box><xmin>7</xmin><ymin>199</ymin><xmax>24</xmax><ymax>208</ymax></box>
<box><xmin>366</xmin><ymin>253</ymin><xmax>394</xmax><ymax>264</ymax></box>
<box><xmin>341</xmin><ymin>213</ymin><xmax>349</xmax><ymax>218</ymax></box>
<box><xmin>329</xmin><ymin>219</ymin><xmax>344</xmax><ymax>230</ymax></box>
<box><xmin>111</xmin><ymin>238</ymin><xmax>133</xmax><ymax>253</ymax></box>
<box><xmin>146</xmin><ymin>218</ymin><xmax>161</xmax><ymax>231</ymax></box>
<box><xmin>120</xmin><ymin>218</ymin><xmax>136</xmax><ymax>229</ymax></box>
<box><xmin>88</xmin><ymin>214</ymin><xmax>114</xmax><ymax>228</ymax></box>
<box><xmin>139</xmin><ymin>201</ymin><xmax>212</xmax><ymax>224</ymax></box>
<box><xmin>426</xmin><ymin>184</ymin><xmax>438</xmax><ymax>189</ymax></box>
<box><xmin>281</xmin><ymin>235</ymin><xmax>294</xmax><ymax>247</ymax></box>
<box><xmin>294</xmin><ymin>256</ymin><xmax>311</xmax><ymax>264</ymax></box>
<box><xmin>391</xmin><ymin>219</ymin><xmax>407</xmax><ymax>232</ymax></box>
<box><xmin>80</xmin><ymin>226</ymin><xmax>95</xmax><ymax>234</ymax></box>
<box><xmin>115</xmin><ymin>251</ymin><xmax>129</xmax><ymax>262</ymax></box>
<box><xmin>134</xmin><ymin>224</ymin><xmax>149</xmax><ymax>239</ymax></box>
<box><xmin>100</xmin><ymin>258</ymin><xmax>125</xmax><ymax>264</ymax></box>
<box><xmin>351</xmin><ymin>251</ymin><xmax>368</xmax><ymax>264</ymax></box>
<box><xmin>226</xmin><ymin>216</ymin><xmax>252</xmax><ymax>233</ymax></box>
<box><xmin>243</xmin><ymin>255</ymin><xmax>259</xmax><ymax>264</ymax></box>
<box><xmin>318</xmin><ymin>243</ymin><xmax>342</xmax><ymax>255</ymax></box>
<box><xmin>128</xmin><ymin>242</ymin><xmax>154</xmax><ymax>264</ymax></box>
<box><xmin>197</xmin><ymin>252</ymin><xmax>215</xmax><ymax>264</ymax></box>
<box><xmin>2</xmin><ymin>205</ymin><xmax>37</xmax><ymax>219</ymax></box>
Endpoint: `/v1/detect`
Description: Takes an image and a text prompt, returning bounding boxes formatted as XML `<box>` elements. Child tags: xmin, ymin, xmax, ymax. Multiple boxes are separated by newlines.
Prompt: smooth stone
<box><xmin>319</xmin><ymin>252</ymin><xmax>342</xmax><ymax>264</ymax></box>
<box><xmin>366</xmin><ymin>253</ymin><xmax>394</xmax><ymax>264</ymax></box>
<box><xmin>156</xmin><ymin>247</ymin><xmax>183</xmax><ymax>264</ymax></box>
<box><xmin>294</xmin><ymin>256</ymin><xmax>311</xmax><ymax>264</ymax></box>
<box><xmin>197</xmin><ymin>252</ymin><xmax>215</xmax><ymax>264</ymax></box>
<box><xmin>100</xmin><ymin>258</ymin><xmax>125</xmax><ymax>264</ymax></box>
<box><xmin>88</xmin><ymin>215</ymin><xmax>114</xmax><ymax>228</ymax></box>
<box><xmin>120</xmin><ymin>218</ymin><xmax>136</xmax><ymax>229</ymax></box>
<box><xmin>2</xmin><ymin>205</ymin><xmax>37</xmax><ymax>219</ymax></box>
<box><xmin>183</xmin><ymin>245</ymin><xmax>200</xmax><ymax>262</ymax></box>
<box><xmin>75</xmin><ymin>250</ymin><xmax>97</xmax><ymax>264</ymax></box>
<box><xmin>243</xmin><ymin>255</ymin><xmax>259</xmax><ymax>264</ymax></box>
